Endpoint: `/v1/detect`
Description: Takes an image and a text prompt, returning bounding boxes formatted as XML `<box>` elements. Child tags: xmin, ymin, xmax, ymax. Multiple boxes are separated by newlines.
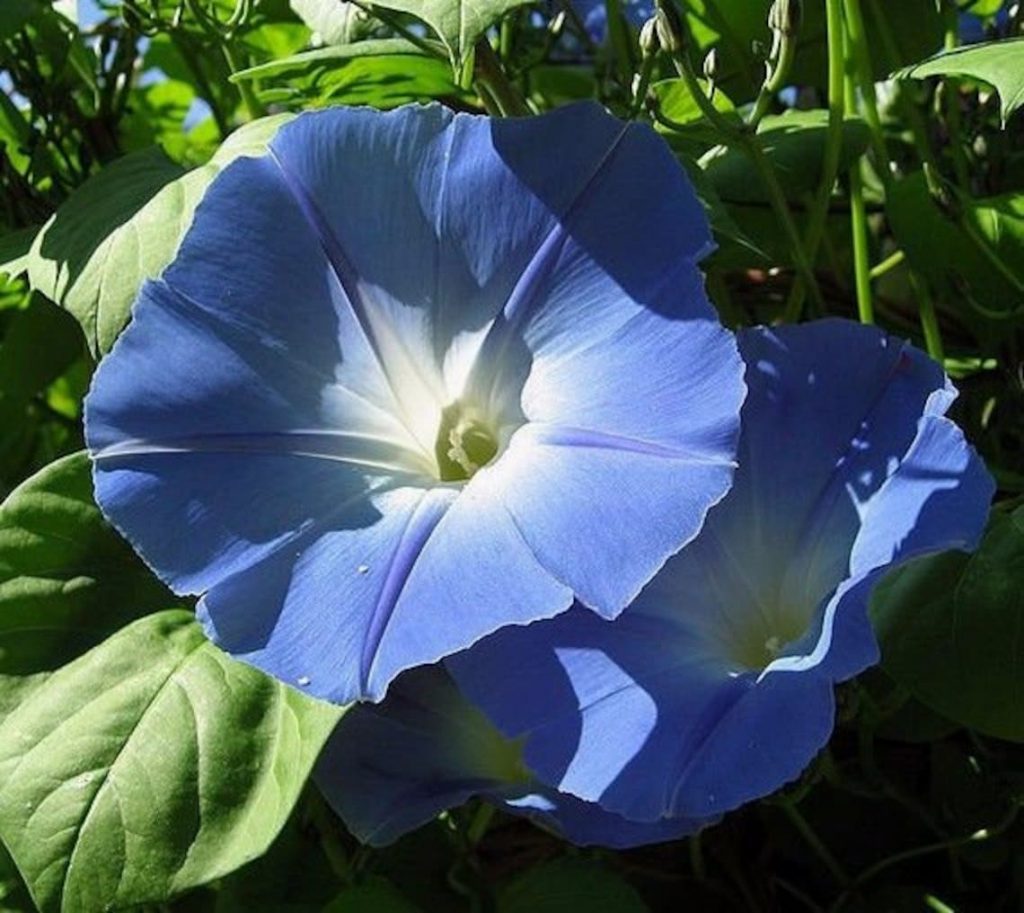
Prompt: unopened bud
<box><xmin>768</xmin><ymin>0</ymin><xmax>802</xmax><ymax>36</ymax></box>
<box><xmin>702</xmin><ymin>47</ymin><xmax>720</xmax><ymax>82</ymax></box>
<box><xmin>639</xmin><ymin>16</ymin><xmax>660</xmax><ymax>57</ymax></box>
<box><xmin>654</xmin><ymin>4</ymin><xmax>685</xmax><ymax>55</ymax></box>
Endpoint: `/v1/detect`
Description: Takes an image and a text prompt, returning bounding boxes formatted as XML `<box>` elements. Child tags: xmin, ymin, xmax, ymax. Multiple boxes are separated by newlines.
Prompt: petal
<box><xmin>716</xmin><ymin>321</ymin><xmax>950</xmax><ymax>619</ymax></box>
<box><xmin>314</xmin><ymin>666</ymin><xmax>524</xmax><ymax>846</ymax></box>
<box><xmin>502</xmin><ymin>789</ymin><xmax>703</xmax><ymax>849</ymax></box>
<box><xmin>765</xmin><ymin>410</ymin><xmax>995</xmax><ymax>683</ymax></box>
<box><xmin>484</xmin><ymin>420</ymin><xmax>736</xmax><ymax>615</ymax></box>
<box><xmin>199</xmin><ymin>478</ymin><xmax>573</xmax><ymax>702</ymax></box>
<box><xmin>447</xmin><ymin>605</ymin><xmax>738</xmax><ymax>821</ymax></box>
<box><xmin>849</xmin><ymin>413</ymin><xmax>994</xmax><ymax>576</ymax></box>
<box><xmin>315</xmin><ymin>665</ymin><xmax>702</xmax><ymax>849</ymax></box>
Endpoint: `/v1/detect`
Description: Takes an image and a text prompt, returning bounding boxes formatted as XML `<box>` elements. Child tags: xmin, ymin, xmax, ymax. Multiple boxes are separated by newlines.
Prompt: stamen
<box><xmin>435</xmin><ymin>401</ymin><xmax>499</xmax><ymax>482</ymax></box>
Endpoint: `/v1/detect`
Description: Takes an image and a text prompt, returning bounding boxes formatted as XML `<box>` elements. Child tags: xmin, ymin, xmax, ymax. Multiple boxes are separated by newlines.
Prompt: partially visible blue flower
<box><xmin>958</xmin><ymin>7</ymin><xmax>1010</xmax><ymax>44</ymax></box>
<box><xmin>85</xmin><ymin>103</ymin><xmax>744</xmax><ymax>705</ymax></box>
<box><xmin>315</xmin><ymin>666</ymin><xmax>708</xmax><ymax>848</ymax></box>
<box><xmin>449</xmin><ymin>320</ymin><xmax>994</xmax><ymax>824</ymax></box>
<box><xmin>572</xmin><ymin>0</ymin><xmax>655</xmax><ymax>43</ymax></box>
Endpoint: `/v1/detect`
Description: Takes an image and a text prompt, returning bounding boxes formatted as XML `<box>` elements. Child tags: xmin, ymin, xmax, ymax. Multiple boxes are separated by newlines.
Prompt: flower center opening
<box><xmin>728</xmin><ymin>610</ymin><xmax>811</xmax><ymax>672</ymax></box>
<box><xmin>434</xmin><ymin>400</ymin><xmax>500</xmax><ymax>482</ymax></box>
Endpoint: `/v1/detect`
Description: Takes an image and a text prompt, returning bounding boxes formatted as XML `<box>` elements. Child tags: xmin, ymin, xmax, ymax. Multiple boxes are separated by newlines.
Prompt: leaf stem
<box><xmin>869</xmin><ymin>249</ymin><xmax>904</xmax><ymax>279</ymax></box>
<box><xmin>473</xmin><ymin>39</ymin><xmax>530</xmax><ymax>116</ymax></box>
<box><xmin>222</xmin><ymin>42</ymin><xmax>265</xmax><ymax>121</ymax></box>
<box><xmin>827</xmin><ymin>802</ymin><xmax>1021</xmax><ymax>913</ymax></box>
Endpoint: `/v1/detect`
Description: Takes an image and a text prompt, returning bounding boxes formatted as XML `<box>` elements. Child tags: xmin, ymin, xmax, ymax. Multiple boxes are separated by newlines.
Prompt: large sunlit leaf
<box><xmin>26</xmin><ymin>116</ymin><xmax>293</xmax><ymax>358</ymax></box>
<box><xmin>896</xmin><ymin>38</ymin><xmax>1024</xmax><ymax>126</ymax></box>
<box><xmin>368</xmin><ymin>0</ymin><xmax>533</xmax><ymax>66</ymax></box>
<box><xmin>240</xmin><ymin>45</ymin><xmax>461</xmax><ymax>109</ymax></box>
<box><xmin>0</xmin><ymin>451</ymin><xmax>171</xmax><ymax>719</ymax></box>
<box><xmin>25</xmin><ymin>147</ymin><xmax>185</xmax><ymax>357</ymax></box>
<box><xmin>0</xmin><ymin>610</ymin><xmax>345</xmax><ymax>913</ymax></box>
<box><xmin>233</xmin><ymin>37</ymin><xmax>426</xmax><ymax>80</ymax></box>
<box><xmin>872</xmin><ymin>505</ymin><xmax>1024</xmax><ymax>743</ymax></box>
<box><xmin>289</xmin><ymin>0</ymin><xmax>367</xmax><ymax>44</ymax></box>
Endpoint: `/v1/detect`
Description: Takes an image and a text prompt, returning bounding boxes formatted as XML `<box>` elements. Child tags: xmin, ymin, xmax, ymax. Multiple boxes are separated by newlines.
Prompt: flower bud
<box><xmin>639</xmin><ymin>16</ymin><xmax>660</xmax><ymax>57</ymax></box>
<box><xmin>768</xmin><ymin>0</ymin><xmax>802</xmax><ymax>37</ymax></box>
<box><xmin>702</xmin><ymin>47</ymin><xmax>719</xmax><ymax>83</ymax></box>
<box><xmin>654</xmin><ymin>5</ymin><xmax>685</xmax><ymax>55</ymax></box>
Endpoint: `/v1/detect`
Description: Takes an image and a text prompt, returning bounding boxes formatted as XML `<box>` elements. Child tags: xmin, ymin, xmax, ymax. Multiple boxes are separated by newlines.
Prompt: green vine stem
<box><xmin>844</xmin><ymin>32</ymin><xmax>873</xmax><ymax>324</ymax></box>
<box><xmin>222</xmin><ymin>42</ymin><xmax>265</xmax><ymax>120</ymax></box>
<box><xmin>827</xmin><ymin>802</ymin><xmax>1021</xmax><ymax>913</ymax></box>
<box><xmin>781</xmin><ymin>0</ymin><xmax>845</xmax><ymax>322</ymax></box>
<box><xmin>474</xmin><ymin>39</ymin><xmax>530</xmax><ymax>116</ymax></box>
<box><xmin>653</xmin><ymin>1</ymin><xmax>822</xmax><ymax>313</ymax></box>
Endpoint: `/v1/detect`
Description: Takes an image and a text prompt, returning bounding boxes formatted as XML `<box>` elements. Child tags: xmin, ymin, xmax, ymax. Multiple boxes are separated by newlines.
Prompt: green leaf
<box><xmin>887</xmin><ymin>173</ymin><xmax>1024</xmax><ymax>321</ymax></box>
<box><xmin>0</xmin><ymin>841</ymin><xmax>32</xmax><ymax>913</ymax></box>
<box><xmin>0</xmin><ymin>297</ymin><xmax>82</xmax><ymax>437</ymax></box>
<box><xmin>370</xmin><ymin>0</ymin><xmax>532</xmax><ymax>66</ymax></box>
<box><xmin>0</xmin><ymin>229</ymin><xmax>38</xmax><ymax>282</ymax></box>
<box><xmin>702</xmin><ymin>111</ymin><xmax>871</xmax><ymax>203</ymax></box>
<box><xmin>0</xmin><ymin>451</ymin><xmax>172</xmax><ymax>717</ymax></box>
<box><xmin>243</xmin><ymin>49</ymin><xmax>460</xmax><ymax>110</ymax></box>
<box><xmin>322</xmin><ymin>877</ymin><xmax>423</xmax><ymax>913</ymax></box>
<box><xmin>288</xmin><ymin>0</ymin><xmax>365</xmax><ymax>44</ymax></box>
<box><xmin>0</xmin><ymin>0</ymin><xmax>38</xmax><ymax>37</ymax></box>
<box><xmin>26</xmin><ymin>147</ymin><xmax>185</xmax><ymax>357</ymax></box>
<box><xmin>0</xmin><ymin>610</ymin><xmax>345</xmax><ymax>913</ymax></box>
<box><xmin>871</xmin><ymin>505</ymin><xmax>1024</xmax><ymax>743</ymax></box>
<box><xmin>896</xmin><ymin>38</ymin><xmax>1024</xmax><ymax>126</ymax></box>
<box><xmin>649</xmin><ymin>77</ymin><xmax>740</xmax><ymax>146</ymax></box>
<box><xmin>498</xmin><ymin>860</ymin><xmax>651</xmax><ymax>913</ymax></box>
<box><xmin>27</xmin><ymin>116</ymin><xmax>292</xmax><ymax>358</ymax></box>
<box><xmin>232</xmin><ymin>37</ymin><xmax>425</xmax><ymax>81</ymax></box>
<box><xmin>685</xmin><ymin>0</ymin><xmax>943</xmax><ymax>103</ymax></box>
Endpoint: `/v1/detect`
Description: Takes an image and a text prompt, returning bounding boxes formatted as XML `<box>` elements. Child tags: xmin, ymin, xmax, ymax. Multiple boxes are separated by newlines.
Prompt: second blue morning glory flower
<box><xmin>449</xmin><ymin>319</ymin><xmax>994</xmax><ymax>825</ymax></box>
<box><xmin>84</xmin><ymin>102</ymin><xmax>745</xmax><ymax>704</ymax></box>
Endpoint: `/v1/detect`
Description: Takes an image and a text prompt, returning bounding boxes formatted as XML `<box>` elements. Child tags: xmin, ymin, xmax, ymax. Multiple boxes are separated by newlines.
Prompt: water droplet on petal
<box><xmin>297</xmin><ymin>676</ymin><xmax>311</xmax><ymax>687</ymax></box>
<box><xmin>357</xmin><ymin>564</ymin><xmax>369</xmax><ymax>575</ymax></box>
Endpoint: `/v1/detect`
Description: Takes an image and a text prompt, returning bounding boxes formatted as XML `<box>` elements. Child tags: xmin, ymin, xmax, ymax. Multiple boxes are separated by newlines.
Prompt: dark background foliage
<box><xmin>1</xmin><ymin>1</ymin><xmax>1023</xmax><ymax>911</ymax></box>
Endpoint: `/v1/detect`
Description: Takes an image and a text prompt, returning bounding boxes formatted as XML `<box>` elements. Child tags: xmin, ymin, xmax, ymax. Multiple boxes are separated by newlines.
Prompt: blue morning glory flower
<box><xmin>84</xmin><ymin>102</ymin><xmax>744</xmax><ymax>704</ymax></box>
<box><xmin>449</xmin><ymin>320</ymin><xmax>994</xmax><ymax>824</ymax></box>
<box><xmin>315</xmin><ymin>666</ymin><xmax>708</xmax><ymax>848</ymax></box>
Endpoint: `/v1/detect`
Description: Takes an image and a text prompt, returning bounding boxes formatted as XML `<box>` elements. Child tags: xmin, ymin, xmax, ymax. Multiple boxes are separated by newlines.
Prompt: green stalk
<box><xmin>605</xmin><ymin>0</ymin><xmax>634</xmax><ymax>88</ymax></box>
<box><xmin>855</xmin><ymin>0</ymin><xmax>947</xmax><ymax>355</ymax></box>
<box><xmin>942</xmin><ymin>1</ymin><xmax>971</xmax><ymax>188</ymax></box>
<box><xmin>781</xmin><ymin>0</ymin><xmax>846</xmax><ymax>321</ymax></box>
<box><xmin>843</xmin><ymin>0</ymin><xmax>891</xmax><ymax>187</ymax></box>
<box><xmin>911</xmin><ymin>272</ymin><xmax>945</xmax><ymax>362</ymax></box>
<box><xmin>869</xmin><ymin>249</ymin><xmax>904</xmax><ymax>279</ymax></box>
<box><xmin>844</xmin><ymin>33</ymin><xmax>873</xmax><ymax>324</ymax></box>
<box><xmin>661</xmin><ymin>25</ymin><xmax>822</xmax><ymax>311</ymax></box>
<box><xmin>222</xmin><ymin>42</ymin><xmax>265</xmax><ymax>120</ymax></box>
<box><xmin>473</xmin><ymin>39</ymin><xmax>530</xmax><ymax>116</ymax></box>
